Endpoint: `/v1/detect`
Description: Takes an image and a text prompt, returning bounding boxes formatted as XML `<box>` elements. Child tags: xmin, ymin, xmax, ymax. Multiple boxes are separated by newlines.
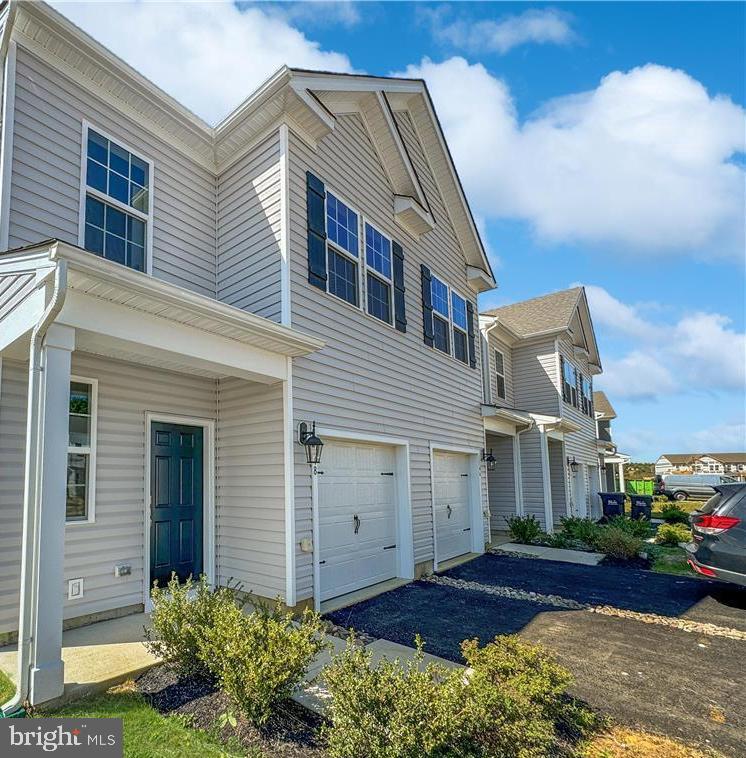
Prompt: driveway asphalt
<box><xmin>326</xmin><ymin>553</ymin><xmax>746</xmax><ymax>756</ymax></box>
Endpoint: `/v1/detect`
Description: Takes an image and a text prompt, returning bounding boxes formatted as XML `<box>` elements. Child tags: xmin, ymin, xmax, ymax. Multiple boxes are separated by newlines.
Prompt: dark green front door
<box><xmin>150</xmin><ymin>422</ymin><xmax>204</xmax><ymax>587</ymax></box>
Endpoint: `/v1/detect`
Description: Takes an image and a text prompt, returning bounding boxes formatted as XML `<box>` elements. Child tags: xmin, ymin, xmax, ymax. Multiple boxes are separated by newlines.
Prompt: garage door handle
<box><xmin>319</xmin><ymin>560</ymin><xmax>326</xmax><ymax>565</ymax></box>
<box><xmin>463</xmin><ymin>528</ymin><xmax>471</xmax><ymax>532</ymax></box>
<box><xmin>383</xmin><ymin>544</ymin><xmax>397</xmax><ymax>550</ymax></box>
<box><xmin>381</xmin><ymin>472</ymin><xmax>394</xmax><ymax>476</ymax></box>
<box><xmin>354</xmin><ymin>515</ymin><xmax>361</xmax><ymax>534</ymax></box>
<box><xmin>447</xmin><ymin>504</ymin><xmax>452</xmax><ymax>519</ymax></box>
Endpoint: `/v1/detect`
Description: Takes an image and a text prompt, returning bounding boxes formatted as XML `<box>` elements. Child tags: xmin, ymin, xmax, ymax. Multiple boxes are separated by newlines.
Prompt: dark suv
<box><xmin>686</xmin><ymin>483</ymin><xmax>746</xmax><ymax>586</ymax></box>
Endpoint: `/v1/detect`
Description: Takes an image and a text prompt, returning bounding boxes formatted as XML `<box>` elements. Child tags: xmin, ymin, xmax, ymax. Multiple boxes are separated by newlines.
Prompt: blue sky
<box><xmin>56</xmin><ymin>1</ymin><xmax>746</xmax><ymax>461</ymax></box>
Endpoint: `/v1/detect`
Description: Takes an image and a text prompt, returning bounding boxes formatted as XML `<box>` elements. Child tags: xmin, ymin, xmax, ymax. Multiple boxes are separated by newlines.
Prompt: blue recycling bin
<box><xmin>630</xmin><ymin>494</ymin><xmax>653</xmax><ymax>520</ymax></box>
<box><xmin>599</xmin><ymin>492</ymin><xmax>625</xmax><ymax>519</ymax></box>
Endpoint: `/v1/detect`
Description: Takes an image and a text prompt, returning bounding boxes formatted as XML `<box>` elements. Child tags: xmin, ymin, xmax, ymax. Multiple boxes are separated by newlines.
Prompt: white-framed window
<box><xmin>67</xmin><ymin>377</ymin><xmax>98</xmax><ymax>523</ymax></box>
<box><xmin>364</xmin><ymin>221</ymin><xmax>393</xmax><ymax>325</ymax></box>
<box><xmin>79</xmin><ymin>122</ymin><xmax>154</xmax><ymax>273</ymax></box>
<box><xmin>581</xmin><ymin>375</ymin><xmax>593</xmax><ymax>415</ymax></box>
<box><xmin>562</xmin><ymin>358</ymin><xmax>578</xmax><ymax>407</ymax></box>
<box><xmin>494</xmin><ymin>349</ymin><xmax>506</xmax><ymax>400</ymax></box>
<box><xmin>450</xmin><ymin>290</ymin><xmax>468</xmax><ymax>364</ymax></box>
<box><xmin>325</xmin><ymin>190</ymin><xmax>360</xmax><ymax>308</ymax></box>
<box><xmin>428</xmin><ymin>272</ymin><xmax>472</xmax><ymax>364</ymax></box>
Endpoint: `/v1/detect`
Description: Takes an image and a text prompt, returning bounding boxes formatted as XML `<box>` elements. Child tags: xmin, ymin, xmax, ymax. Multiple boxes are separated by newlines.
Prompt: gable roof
<box><xmin>593</xmin><ymin>391</ymin><xmax>616</xmax><ymax>419</ymax></box>
<box><xmin>659</xmin><ymin>452</ymin><xmax>746</xmax><ymax>465</ymax></box>
<box><xmin>703</xmin><ymin>453</ymin><xmax>746</xmax><ymax>464</ymax></box>
<box><xmin>658</xmin><ymin>454</ymin><xmax>698</xmax><ymax>465</ymax></box>
<box><xmin>7</xmin><ymin>2</ymin><xmax>495</xmax><ymax>288</ymax></box>
<box><xmin>483</xmin><ymin>287</ymin><xmax>602</xmax><ymax>372</ymax></box>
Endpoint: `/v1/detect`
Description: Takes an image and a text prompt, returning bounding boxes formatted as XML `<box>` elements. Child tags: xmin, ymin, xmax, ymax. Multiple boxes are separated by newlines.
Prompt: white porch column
<box><xmin>617</xmin><ymin>461</ymin><xmax>625</xmax><ymax>493</ymax></box>
<box><xmin>29</xmin><ymin>323</ymin><xmax>74</xmax><ymax>705</ymax></box>
<box><xmin>538</xmin><ymin>429</ymin><xmax>554</xmax><ymax>533</ymax></box>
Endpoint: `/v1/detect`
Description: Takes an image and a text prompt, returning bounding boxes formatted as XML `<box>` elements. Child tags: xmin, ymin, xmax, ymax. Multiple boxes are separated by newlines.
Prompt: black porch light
<box><xmin>299</xmin><ymin>421</ymin><xmax>324</xmax><ymax>465</ymax></box>
<box><xmin>482</xmin><ymin>448</ymin><xmax>497</xmax><ymax>472</ymax></box>
<box><xmin>567</xmin><ymin>456</ymin><xmax>580</xmax><ymax>473</ymax></box>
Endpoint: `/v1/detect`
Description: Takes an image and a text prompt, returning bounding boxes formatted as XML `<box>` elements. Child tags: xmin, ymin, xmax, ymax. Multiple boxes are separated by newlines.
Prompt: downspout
<box><xmin>1</xmin><ymin>256</ymin><xmax>68</xmax><ymax>717</ymax></box>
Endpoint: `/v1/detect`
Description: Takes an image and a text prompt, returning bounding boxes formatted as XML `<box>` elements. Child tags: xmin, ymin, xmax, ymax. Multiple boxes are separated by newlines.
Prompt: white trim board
<box><xmin>65</xmin><ymin>374</ymin><xmax>98</xmax><ymax>526</ymax></box>
<box><xmin>429</xmin><ymin>442</ymin><xmax>484</xmax><ymax>571</ymax></box>
<box><xmin>142</xmin><ymin>412</ymin><xmax>216</xmax><ymax>611</ymax></box>
<box><xmin>0</xmin><ymin>40</ymin><xmax>17</xmax><ymax>250</ymax></box>
<box><xmin>310</xmin><ymin>426</ymin><xmax>414</xmax><ymax>611</ymax></box>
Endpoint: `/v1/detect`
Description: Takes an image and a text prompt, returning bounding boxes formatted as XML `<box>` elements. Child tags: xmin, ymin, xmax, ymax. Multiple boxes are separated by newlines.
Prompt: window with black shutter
<box><xmin>495</xmin><ymin>349</ymin><xmax>506</xmax><ymax>400</ymax></box>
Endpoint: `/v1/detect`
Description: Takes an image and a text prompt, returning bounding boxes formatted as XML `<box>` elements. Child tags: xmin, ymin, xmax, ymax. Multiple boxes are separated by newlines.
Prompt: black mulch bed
<box><xmin>136</xmin><ymin>666</ymin><xmax>327</xmax><ymax>757</ymax></box>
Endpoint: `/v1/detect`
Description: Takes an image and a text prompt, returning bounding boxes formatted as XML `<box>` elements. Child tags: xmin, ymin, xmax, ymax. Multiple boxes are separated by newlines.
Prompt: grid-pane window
<box><xmin>86</xmin><ymin>129</ymin><xmax>149</xmax><ymax>212</ymax></box>
<box><xmin>328</xmin><ymin>247</ymin><xmax>358</xmax><ymax>306</ymax></box>
<box><xmin>451</xmin><ymin>292</ymin><xmax>467</xmax><ymax>330</ymax></box>
<box><xmin>453</xmin><ymin>329</ymin><xmax>467</xmax><ymax>363</ymax></box>
<box><xmin>367</xmin><ymin>272</ymin><xmax>391</xmax><ymax>324</ymax></box>
<box><xmin>67</xmin><ymin>380</ymin><xmax>95</xmax><ymax>522</ymax></box>
<box><xmin>326</xmin><ymin>192</ymin><xmax>359</xmax><ymax>257</ymax></box>
<box><xmin>450</xmin><ymin>291</ymin><xmax>468</xmax><ymax>364</ymax></box>
<box><xmin>581</xmin><ymin>376</ymin><xmax>593</xmax><ymax>415</ymax></box>
<box><xmin>495</xmin><ymin>349</ymin><xmax>506</xmax><ymax>399</ymax></box>
<box><xmin>431</xmin><ymin>276</ymin><xmax>449</xmax><ymax>317</ymax></box>
<box><xmin>85</xmin><ymin>196</ymin><xmax>146</xmax><ymax>271</ymax></box>
<box><xmin>433</xmin><ymin>315</ymin><xmax>449</xmax><ymax>353</ymax></box>
<box><xmin>365</xmin><ymin>223</ymin><xmax>391</xmax><ymax>278</ymax></box>
<box><xmin>562</xmin><ymin>360</ymin><xmax>578</xmax><ymax>407</ymax></box>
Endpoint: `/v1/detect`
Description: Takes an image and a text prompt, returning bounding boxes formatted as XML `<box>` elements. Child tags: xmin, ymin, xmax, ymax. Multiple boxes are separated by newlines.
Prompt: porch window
<box><xmin>82</xmin><ymin>125</ymin><xmax>152</xmax><ymax>273</ymax></box>
<box><xmin>67</xmin><ymin>378</ymin><xmax>98</xmax><ymax>522</ymax></box>
<box><xmin>494</xmin><ymin>349</ymin><xmax>506</xmax><ymax>400</ymax></box>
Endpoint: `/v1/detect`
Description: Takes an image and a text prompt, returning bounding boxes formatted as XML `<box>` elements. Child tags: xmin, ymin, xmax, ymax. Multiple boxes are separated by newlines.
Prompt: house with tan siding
<box><xmin>480</xmin><ymin>287</ymin><xmax>606</xmax><ymax>532</ymax></box>
<box><xmin>0</xmin><ymin>1</ymin><xmax>497</xmax><ymax>706</ymax></box>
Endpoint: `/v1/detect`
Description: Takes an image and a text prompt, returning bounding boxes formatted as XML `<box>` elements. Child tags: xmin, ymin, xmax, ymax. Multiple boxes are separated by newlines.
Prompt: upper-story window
<box><xmin>325</xmin><ymin>191</ymin><xmax>359</xmax><ymax>307</ymax></box>
<box><xmin>81</xmin><ymin>124</ymin><xmax>153</xmax><ymax>273</ymax></box>
<box><xmin>431</xmin><ymin>274</ymin><xmax>450</xmax><ymax>354</ymax></box>
<box><xmin>561</xmin><ymin>357</ymin><xmax>578</xmax><ymax>407</ymax></box>
<box><xmin>67</xmin><ymin>378</ymin><xmax>97</xmax><ymax>523</ymax></box>
<box><xmin>365</xmin><ymin>222</ymin><xmax>393</xmax><ymax>325</ymax></box>
<box><xmin>581</xmin><ymin>375</ymin><xmax>593</xmax><ymax>415</ymax></box>
<box><xmin>428</xmin><ymin>273</ymin><xmax>470</xmax><ymax>364</ymax></box>
<box><xmin>451</xmin><ymin>291</ymin><xmax>468</xmax><ymax>364</ymax></box>
<box><xmin>494</xmin><ymin>349</ymin><xmax>506</xmax><ymax>400</ymax></box>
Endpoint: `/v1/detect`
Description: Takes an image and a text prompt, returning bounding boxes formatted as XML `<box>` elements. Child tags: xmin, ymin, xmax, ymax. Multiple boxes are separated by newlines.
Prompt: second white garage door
<box><xmin>318</xmin><ymin>441</ymin><xmax>398</xmax><ymax>601</ymax></box>
<box><xmin>434</xmin><ymin>451</ymin><xmax>473</xmax><ymax>563</ymax></box>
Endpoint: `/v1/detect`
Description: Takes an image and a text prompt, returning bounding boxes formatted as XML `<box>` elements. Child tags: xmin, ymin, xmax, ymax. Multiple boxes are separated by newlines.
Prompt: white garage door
<box><xmin>318</xmin><ymin>441</ymin><xmax>398</xmax><ymax>601</ymax></box>
<box><xmin>434</xmin><ymin>451</ymin><xmax>472</xmax><ymax>563</ymax></box>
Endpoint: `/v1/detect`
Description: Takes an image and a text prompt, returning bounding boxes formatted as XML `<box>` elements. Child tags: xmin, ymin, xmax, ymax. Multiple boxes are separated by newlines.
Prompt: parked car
<box><xmin>654</xmin><ymin>473</ymin><xmax>738</xmax><ymax>501</ymax></box>
<box><xmin>686</xmin><ymin>483</ymin><xmax>746</xmax><ymax>586</ymax></box>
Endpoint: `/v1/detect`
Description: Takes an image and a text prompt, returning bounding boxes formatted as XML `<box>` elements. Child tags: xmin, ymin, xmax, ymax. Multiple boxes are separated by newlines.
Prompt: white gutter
<box><xmin>1</xmin><ymin>258</ymin><xmax>68</xmax><ymax>717</ymax></box>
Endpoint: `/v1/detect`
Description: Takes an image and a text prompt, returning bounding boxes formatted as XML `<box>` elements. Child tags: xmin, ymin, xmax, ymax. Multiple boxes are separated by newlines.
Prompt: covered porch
<box><xmin>0</xmin><ymin>241</ymin><xmax>323</xmax><ymax>708</ymax></box>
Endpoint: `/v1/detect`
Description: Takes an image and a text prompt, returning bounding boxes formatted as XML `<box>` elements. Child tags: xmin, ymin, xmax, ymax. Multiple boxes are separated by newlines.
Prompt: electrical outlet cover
<box><xmin>68</xmin><ymin>578</ymin><xmax>84</xmax><ymax>600</ymax></box>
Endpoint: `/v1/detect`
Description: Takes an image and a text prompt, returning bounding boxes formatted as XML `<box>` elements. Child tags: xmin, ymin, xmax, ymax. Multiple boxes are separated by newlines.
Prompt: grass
<box><xmin>648</xmin><ymin>544</ymin><xmax>693</xmax><ymax>577</ymax></box>
<box><xmin>0</xmin><ymin>668</ymin><xmax>14</xmax><ymax>704</ymax></box>
<box><xmin>650</xmin><ymin>500</ymin><xmax>702</xmax><ymax>519</ymax></box>
<box><xmin>42</xmin><ymin>681</ymin><xmax>247</xmax><ymax>758</ymax></box>
<box><xmin>582</xmin><ymin>726</ymin><xmax>720</xmax><ymax>757</ymax></box>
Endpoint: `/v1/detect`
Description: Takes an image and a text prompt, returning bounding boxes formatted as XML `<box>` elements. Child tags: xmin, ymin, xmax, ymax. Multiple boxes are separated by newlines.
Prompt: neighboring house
<box><xmin>0</xmin><ymin>2</ymin><xmax>496</xmax><ymax>705</ymax></box>
<box><xmin>656</xmin><ymin>453</ymin><xmax>746</xmax><ymax>481</ymax></box>
<box><xmin>479</xmin><ymin>287</ymin><xmax>604</xmax><ymax>534</ymax></box>
<box><xmin>593</xmin><ymin>391</ymin><xmax>630</xmax><ymax>492</ymax></box>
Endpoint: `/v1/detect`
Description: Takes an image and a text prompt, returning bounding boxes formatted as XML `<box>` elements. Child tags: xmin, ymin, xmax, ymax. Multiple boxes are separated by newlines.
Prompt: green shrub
<box><xmin>506</xmin><ymin>514</ymin><xmax>543</xmax><ymax>544</ymax></box>
<box><xmin>559</xmin><ymin>516</ymin><xmax>601</xmax><ymax>545</ymax></box>
<box><xmin>197</xmin><ymin>599</ymin><xmax>326</xmax><ymax>725</ymax></box>
<box><xmin>591</xmin><ymin>528</ymin><xmax>643</xmax><ymax>561</ymax></box>
<box><xmin>323</xmin><ymin>634</ymin><xmax>589</xmax><ymax>758</ymax></box>
<box><xmin>144</xmin><ymin>573</ymin><xmax>245</xmax><ymax>678</ymax></box>
<box><xmin>604</xmin><ymin>515</ymin><xmax>651</xmax><ymax>539</ymax></box>
<box><xmin>655</xmin><ymin>523</ymin><xmax>691</xmax><ymax>546</ymax></box>
<box><xmin>660</xmin><ymin>506</ymin><xmax>690</xmax><ymax>525</ymax></box>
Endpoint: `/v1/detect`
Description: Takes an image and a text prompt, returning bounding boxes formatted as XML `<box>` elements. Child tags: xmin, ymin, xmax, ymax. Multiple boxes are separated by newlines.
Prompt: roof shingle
<box><xmin>482</xmin><ymin>287</ymin><xmax>583</xmax><ymax>338</ymax></box>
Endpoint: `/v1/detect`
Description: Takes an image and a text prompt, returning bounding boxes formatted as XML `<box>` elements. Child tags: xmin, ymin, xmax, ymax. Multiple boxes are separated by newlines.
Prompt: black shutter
<box><xmin>466</xmin><ymin>300</ymin><xmax>477</xmax><ymax>369</ymax></box>
<box><xmin>392</xmin><ymin>241</ymin><xmax>407</xmax><ymax>333</ymax></box>
<box><xmin>420</xmin><ymin>264</ymin><xmax>434</xmax><ymax>347</ymax></box>
<box><xmin>306</xmin><ymin>172</ymin><xmax>327</xmax><ymax>290</ymax></box>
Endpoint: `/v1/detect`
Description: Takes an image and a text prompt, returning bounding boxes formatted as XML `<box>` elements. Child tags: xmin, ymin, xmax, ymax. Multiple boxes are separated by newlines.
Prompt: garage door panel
<box><xmin>434</xmin><ymin>451</ymin><xmax>472</xmax><ymax>563</ymax></box>
<box><xmin>318</xmin><ymin>441</ymin><xmax>399</xmax><ymax>602</ymax></box>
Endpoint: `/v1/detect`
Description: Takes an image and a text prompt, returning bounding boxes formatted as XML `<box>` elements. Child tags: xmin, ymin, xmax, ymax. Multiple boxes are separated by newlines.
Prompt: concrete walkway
<box><xmin>495</xmin><ymin>542</ymin><xmax>605</xmax><ymax>565</ymax></box>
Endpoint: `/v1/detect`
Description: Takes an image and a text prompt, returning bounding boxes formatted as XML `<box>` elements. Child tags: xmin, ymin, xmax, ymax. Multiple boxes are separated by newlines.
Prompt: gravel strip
<box><xmin>426</xmin><ymin>574</ymin><xmax>746</xmax><ymax>641</ymax></box>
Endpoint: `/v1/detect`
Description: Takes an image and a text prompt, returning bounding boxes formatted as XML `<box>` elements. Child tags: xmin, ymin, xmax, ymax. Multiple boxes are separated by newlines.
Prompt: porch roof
<box><xmin>0</xmin><ymin>240</ymin><xmax>324</xmax><ymax>383</ymax></box>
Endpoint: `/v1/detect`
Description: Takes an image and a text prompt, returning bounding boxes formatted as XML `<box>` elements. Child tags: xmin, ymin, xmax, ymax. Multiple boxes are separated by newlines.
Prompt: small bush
<box><xmin>506</xmin><ymin>514</ymin><xmax>543</xmax><ymax>544</ymax></box>
<box><xmin>559</xmin><ymin>516</ymin><xmax>601</xmax><ymax>545</ymax></box>
<box><xmin>591</xmin><ymin>528</ymin><xmax>643</xmax><ymax>561</ymax></box>
<box><xmin>660</xmin><ymin>506</ymin><xmax>690</xmax><ymax>525</ymax></box>
<box><xmin>604</xmin><ymin>515</ymin><xmax>651</xmax><ymax>539</ymax></box>
<box><xmin>323</xmin><ymin>634</ymin><xmax>592</xmax><ymax>758</ymax></box>
<box><xmin>655</xmin><ymin>523</ymin><xmax>691</xmax><ymax>546</ymax></box>
<box><xmin>144</xmin><ymin>574</ymin><xmax>245</xmax><ymax>678</ymax></box>
<box><xmin>197</xmin><ymin>599</ymin><xmax>326</xmax><ymax>725</ymax></box>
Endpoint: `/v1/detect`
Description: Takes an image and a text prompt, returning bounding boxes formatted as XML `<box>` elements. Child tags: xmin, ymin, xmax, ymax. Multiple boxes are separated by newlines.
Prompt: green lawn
<box><xmin>42</xmin><ymin>683</ymin><xmax>247</xmax><ymax>758</ymax></box>
<box><xmin>649</xmin><ymin>545</ymin><xmax>693</xmax><ymax>577</ymax></box>
<box><xmin>0</xmin><ymin>668</ymin><xmax>14</xmax><ymax>703</ymax></box>
<box><xmin>650</xmin><ymin>500</ymin><xmax>702</xmax><ymax>519</ymax></box>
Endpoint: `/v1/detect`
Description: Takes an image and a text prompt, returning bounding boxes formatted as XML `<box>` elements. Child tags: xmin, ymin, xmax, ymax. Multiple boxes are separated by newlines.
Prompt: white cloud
<box><xmin>690</xmin><ymin>422</ymin><xmax>746</xmax><ymax>451</ymax></box>
<box><xmin>583</xmin><ymin>285</ymin><xmax>746</xmax><ymax>400</ymax></box>
<box><xmin>425</xmin><ymin>7</ymin><xmax>576</xmax><ymax>55</ymax></box>
<box><xmin>52</xmin><ymin>1</ymin><xmax>356</xmax><ymax>124</ymax></box>
<box><xmin>258</xmin><ymin>1</ymin><xmax>362</xmax><ymax>29</ymax></box>
<box><xmin>399</xmin><ymin>58</ymin><xmax>746</xmax><ymax>257</ymax></box>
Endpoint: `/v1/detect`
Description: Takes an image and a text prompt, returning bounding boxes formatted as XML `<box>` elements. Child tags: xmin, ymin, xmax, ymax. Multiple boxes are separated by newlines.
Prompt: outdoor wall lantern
<box><xmin>299</xmin><ymin>421</ymin><xmax>324</xmax><ymax>465</ymax></box>
<box><xmin>482</xmin><ymin>448</ymin><xmax>497</xmax><ymax>472</ymax></box>
<box><xmin>567</xmin><ymin>456</ymin><xmax>580</xmax><ymax>473</ymax></box>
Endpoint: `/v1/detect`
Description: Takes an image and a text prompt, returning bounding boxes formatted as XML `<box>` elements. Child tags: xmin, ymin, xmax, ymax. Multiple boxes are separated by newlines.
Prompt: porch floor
<box><xmin>0</xmin><ymin>612</ymin><xmax>159</xmax><ymax>708</ymax></box>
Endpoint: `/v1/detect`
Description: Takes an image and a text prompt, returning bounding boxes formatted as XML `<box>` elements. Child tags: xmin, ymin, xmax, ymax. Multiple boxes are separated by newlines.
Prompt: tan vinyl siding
<box><xmin>217</xmin><ymin>132</ymin><xmax>282</xmax><ymax>321</ymax></box>
<box><xmin>8</xmin><ymin>46</ymin><xmax>217</xmax><ymax>298</ymax></box>
<box><xmin>558</xmin><ymin>336</ymin><xmax>600</xmax><ymax>513</ymax></box>
<box><xmin>486</xmin><ymin>433</ymin><xmax>516</xmax><ymax>531</ymax></box>
<box><xmin>485</xmin><ymin>332</ymin><xmax>514</xmax><ymax>407</ymax></box>
<box><xmin>512</xmin><ymin>338</ymin><xmax>560</xmax><ymax>416</ymax></box>
<box><xmin>215</xmin><ymin>377</ymin><xmax>285</xmax><ymax>598</ymax></box>
<box><xmin>287</xmin><ymin>114</ymin><xmax>485</xmax><ymax>601</ymax></box>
